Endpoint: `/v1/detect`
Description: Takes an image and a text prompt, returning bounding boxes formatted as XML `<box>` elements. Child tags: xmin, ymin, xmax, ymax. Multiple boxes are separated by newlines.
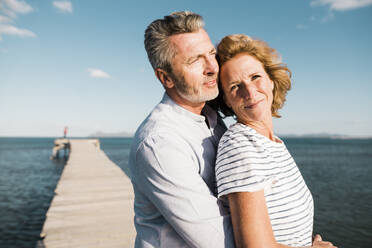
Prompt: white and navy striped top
<box><xmin>215</xmin><ymin>123</ymin><xmax>314</xmax><ymax>246</ymax></box>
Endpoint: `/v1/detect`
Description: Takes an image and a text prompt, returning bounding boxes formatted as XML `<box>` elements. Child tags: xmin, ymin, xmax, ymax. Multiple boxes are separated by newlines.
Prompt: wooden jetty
<box><xmin>38</xmin><ymin>139</ymin><xmax>136</xmax><ymax>248</ymax></box>
<box><xmin>51</xmin><ymin>139</ymin><xmax>70</xmax><ymax>159</ymax></box>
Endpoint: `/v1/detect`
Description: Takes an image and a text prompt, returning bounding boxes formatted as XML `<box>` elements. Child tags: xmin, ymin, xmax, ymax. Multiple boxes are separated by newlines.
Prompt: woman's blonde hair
<box><xmin>212</xmin><ymin>34</ymin><xmax>291</xmax><ymax>118</ymax></box>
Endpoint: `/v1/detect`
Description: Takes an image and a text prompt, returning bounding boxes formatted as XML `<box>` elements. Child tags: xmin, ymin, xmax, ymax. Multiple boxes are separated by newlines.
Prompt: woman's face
<box><xmin>220</xmin><ymin>53</ymin><xmax>274</xmax><ymax>125</ymax></box>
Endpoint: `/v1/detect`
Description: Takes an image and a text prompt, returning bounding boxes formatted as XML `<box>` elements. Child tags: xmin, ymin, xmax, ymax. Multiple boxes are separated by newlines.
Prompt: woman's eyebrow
<box><xmin>227</xmin><ymin>80</ymin><xmax>240</xmax><ymax>86</ymax></box>
<box><xmin>227</xmin><ymin>72</ymin><xmax>258</xmax><ymax>85</ymax></box>
<box><xmin>243</xmin><ymin>71</ymin><xmax>258</xmax><ymax>79</ymax></box>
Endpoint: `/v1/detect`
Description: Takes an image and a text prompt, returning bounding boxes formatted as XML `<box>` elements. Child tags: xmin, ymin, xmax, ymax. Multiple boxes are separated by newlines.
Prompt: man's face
<box><xmin>168</xmin><ymin>29</ymin><xmax>219</xmax><ymax>104</ymax></box>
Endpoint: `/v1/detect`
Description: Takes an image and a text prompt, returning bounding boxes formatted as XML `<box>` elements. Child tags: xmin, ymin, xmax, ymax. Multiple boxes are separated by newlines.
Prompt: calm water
<box><xmin>0</xmin><ymin>137</ymin><xmax>371</xmax><ymax>248</ymax></box>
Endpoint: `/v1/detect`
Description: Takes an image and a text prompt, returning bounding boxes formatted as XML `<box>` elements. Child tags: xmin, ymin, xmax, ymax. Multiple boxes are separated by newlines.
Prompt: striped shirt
<box><xmin>215</xmin><ymin>123</ymin><xmax>314</xmax><ymax>246</ymax></box>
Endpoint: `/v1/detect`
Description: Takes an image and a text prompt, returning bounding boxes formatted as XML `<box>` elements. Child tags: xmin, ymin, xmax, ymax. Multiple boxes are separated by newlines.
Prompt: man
<box><xmin>129</xmin><ymin>11</ymin><xmax>234</xmax><ymax>248</ymax></box>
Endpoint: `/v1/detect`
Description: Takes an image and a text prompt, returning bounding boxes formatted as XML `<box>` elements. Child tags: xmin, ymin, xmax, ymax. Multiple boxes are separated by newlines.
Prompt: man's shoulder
<box><xmin>131</xmin><ymin>101</ymin><xmax>185</xmax><ymax>150</ymax></box>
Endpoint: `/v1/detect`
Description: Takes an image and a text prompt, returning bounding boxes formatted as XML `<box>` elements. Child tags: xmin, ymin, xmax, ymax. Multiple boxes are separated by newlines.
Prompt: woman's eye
<box><xmin>230</xmin><ymin>84</ymin><xmax>240</xmax><ymax>91</ymax></box>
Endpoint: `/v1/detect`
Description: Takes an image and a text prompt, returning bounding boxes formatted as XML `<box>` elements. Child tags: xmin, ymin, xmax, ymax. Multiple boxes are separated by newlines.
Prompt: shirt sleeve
<box><xmin>132</xmin><ymin>132</ymin><xmax>235</xmax><ymax>248</ymax></box>
<box><xmin>215</xmin><ymin>132</ymin><xmax>276</xmax><ymax>198</ymax></box>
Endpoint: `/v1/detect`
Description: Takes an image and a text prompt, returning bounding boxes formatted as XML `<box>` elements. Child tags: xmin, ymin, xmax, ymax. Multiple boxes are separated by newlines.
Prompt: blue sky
<box><xmin>0</xmin><ymin>0</ymin><xmax>371</xmax><ymax>137</ymax></box>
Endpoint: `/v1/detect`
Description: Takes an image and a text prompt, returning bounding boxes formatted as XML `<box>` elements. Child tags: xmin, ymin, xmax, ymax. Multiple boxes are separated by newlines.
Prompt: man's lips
<box><xmin>245</xmin><ymin>99</ymin><xmax>263</xmax><ymax>109</ymax></box>
<box><xmin>204</xmin><ymin>79</ymin><xmax>217</xmax><ymax>87</ymax></box>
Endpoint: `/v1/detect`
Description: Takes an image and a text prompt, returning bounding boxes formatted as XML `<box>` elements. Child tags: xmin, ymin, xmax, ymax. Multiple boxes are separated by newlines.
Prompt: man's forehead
<box><xmin>169</xmin><ymin>29</ymin><xmax>214</xmax><ymax>57</ymax></box>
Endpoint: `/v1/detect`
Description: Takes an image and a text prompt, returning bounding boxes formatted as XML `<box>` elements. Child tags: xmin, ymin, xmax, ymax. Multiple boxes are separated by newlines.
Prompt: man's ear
<box><xmin>155</xmin><ymin>69</ymin><xmax>174</xmax><ymax>89</ymax></box>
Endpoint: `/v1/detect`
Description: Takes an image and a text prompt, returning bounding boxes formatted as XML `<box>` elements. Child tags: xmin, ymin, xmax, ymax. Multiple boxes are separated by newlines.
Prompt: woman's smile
<box><xmin>245</xmin><ymin>99</ymin><xmax>264</xmax><ymax>109</ymax></box>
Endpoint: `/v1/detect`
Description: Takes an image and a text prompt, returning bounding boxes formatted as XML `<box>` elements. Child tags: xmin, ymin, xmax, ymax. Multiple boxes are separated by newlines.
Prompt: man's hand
<box><xmin>312</xmin><ymin>234</ymin><xmax>337</xmax><ymax>248</ymax></box>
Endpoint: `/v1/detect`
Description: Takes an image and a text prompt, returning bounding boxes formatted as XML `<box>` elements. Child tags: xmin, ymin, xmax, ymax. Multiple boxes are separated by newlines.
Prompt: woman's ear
<box><xmin>270</xmin><ymin>80</ymin><xmax>274</xmax><ymax>91</ymax></box>
<box><xmin>155</xmin><ymin>69</ymin><xmax>174</xmax><ymax>89</ymax></box>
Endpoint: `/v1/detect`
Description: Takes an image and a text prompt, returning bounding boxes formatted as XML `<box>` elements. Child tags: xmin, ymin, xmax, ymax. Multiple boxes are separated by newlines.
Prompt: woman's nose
<box><xmin>241</xmin><ymin>83</ymin><xmax>256</xmax><ymax>100</ymax></box>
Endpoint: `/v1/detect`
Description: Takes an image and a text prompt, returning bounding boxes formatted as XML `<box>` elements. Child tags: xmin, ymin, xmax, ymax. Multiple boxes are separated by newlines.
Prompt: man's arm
<box><xmin>132</xmin><ymin>132</ymin><xmax>235</xmax><ymax>248</ymax></box>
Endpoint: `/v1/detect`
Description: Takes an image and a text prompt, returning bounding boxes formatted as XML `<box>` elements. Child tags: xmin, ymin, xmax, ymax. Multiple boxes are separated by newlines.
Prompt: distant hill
<box><xmin>278</xmin><ymin>133</ymin><xmax>365</xmax><ymax>139</ymax></box>
<box><xmin>89</xmin><ymin>131</ymin><xmax>133</xmax><ymax>138</ymax></box>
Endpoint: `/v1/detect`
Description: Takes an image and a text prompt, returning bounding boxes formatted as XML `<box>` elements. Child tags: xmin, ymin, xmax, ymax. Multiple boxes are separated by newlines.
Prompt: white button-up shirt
<box><xmin>129</xmin><ymin>93</ymin><xmax>235</xmax><ymax>248</ymax></box>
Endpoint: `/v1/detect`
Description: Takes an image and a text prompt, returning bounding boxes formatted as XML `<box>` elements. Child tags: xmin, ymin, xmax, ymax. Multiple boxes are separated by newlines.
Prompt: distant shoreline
<box><xmin>1</xmin><ymin>134</ymin><xmax>371</xmax><ymax>139</ymax></box>
<box><xmin>277</xmin><ymin>134</ymin><xmax>372</xmax><ymax>139</ymax></box>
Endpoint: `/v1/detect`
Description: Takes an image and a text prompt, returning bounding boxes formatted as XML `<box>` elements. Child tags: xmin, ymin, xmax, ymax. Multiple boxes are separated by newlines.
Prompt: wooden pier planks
<box><xmin>39</xmin><ymin>139</ymin><xmax>135</xmax><ymax>248</ymax></box>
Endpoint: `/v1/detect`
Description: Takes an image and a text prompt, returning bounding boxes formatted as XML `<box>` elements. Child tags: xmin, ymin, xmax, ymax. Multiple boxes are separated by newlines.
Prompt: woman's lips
<box><xmin>245</xmin><ymin>99</ymin><xmax>263</xmax><ymax>109</ymax></box>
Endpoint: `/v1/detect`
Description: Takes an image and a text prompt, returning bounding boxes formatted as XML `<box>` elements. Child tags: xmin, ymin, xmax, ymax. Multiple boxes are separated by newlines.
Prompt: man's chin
<box><xmin>174</xmin><ymin>86</ymin><xmax>218</xmax><ymax>104</ymax></box>
<box><xmin>203</xmin><ymin>88</ymin><xmax>219</xmax><ymax>101</ymax></box>
<box><xmin>195</xmin><ymin>90</ymin><xmax>219</xmax><ymax>103</ymax></box>
<box><xmin>182</xmin><ymin>93</ymin><xmax>217</xmax><ymax>104</ymax></box>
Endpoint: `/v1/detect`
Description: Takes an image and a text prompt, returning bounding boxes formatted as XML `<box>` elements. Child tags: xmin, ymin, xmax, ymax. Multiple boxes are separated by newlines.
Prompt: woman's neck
<box><xmin>238</xmin><ymin>117</ymin><xmax>281</xmax><ymax>143</ymax></box>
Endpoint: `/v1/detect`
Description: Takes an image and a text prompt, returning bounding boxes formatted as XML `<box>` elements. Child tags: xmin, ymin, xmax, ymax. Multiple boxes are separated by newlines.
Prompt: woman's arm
<box><xmin>227</xmin><ymin>190</ymin><xmax>337</xmax><ymax>248</ymax></box>
<box><xmin>228</xmin><ymin>190</ymin><xmax>277</xmax><ymax>248</ymax></box>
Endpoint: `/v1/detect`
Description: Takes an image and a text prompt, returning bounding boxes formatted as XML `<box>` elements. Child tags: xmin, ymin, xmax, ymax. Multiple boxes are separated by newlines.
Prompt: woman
<box><xmin>213</xmin><ymin>34</ymin><xmax>336</xmax><ymax>248</ymax></box>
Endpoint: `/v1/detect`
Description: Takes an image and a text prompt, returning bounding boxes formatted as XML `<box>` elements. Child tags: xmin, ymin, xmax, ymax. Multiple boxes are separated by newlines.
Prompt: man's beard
<box><xmin>170</xmin><ymin>72</ymin><xmax>219</xmax><ymax>104</ymax></box>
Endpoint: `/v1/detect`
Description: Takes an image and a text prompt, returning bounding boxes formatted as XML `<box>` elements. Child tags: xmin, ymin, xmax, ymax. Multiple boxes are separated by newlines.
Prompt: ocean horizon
<box><xmin>1</xmin><ymin>132</ymin><xmax>371</xmax><ymax>139</ymax></box>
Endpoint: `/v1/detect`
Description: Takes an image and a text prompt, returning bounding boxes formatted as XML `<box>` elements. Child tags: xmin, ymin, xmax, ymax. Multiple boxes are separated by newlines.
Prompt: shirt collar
<box><xmin>161</xmin><ymin>93</ymin><xmax>217</xmax><ymax>128</ymax></box>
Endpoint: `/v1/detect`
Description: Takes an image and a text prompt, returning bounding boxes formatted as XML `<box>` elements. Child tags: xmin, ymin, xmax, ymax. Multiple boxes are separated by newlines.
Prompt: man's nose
<box><xmin>204</xmin><ymin>57</ymin><xmax>218</xmax><ymax>76</ymax></box>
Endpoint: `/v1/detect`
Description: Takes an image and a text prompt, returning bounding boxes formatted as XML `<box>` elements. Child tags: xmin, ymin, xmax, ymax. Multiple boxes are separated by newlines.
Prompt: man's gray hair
<box><xmin>144</xmin><ymin>11</ymin><xmax>204</xmax><ymax>73</ymax></box>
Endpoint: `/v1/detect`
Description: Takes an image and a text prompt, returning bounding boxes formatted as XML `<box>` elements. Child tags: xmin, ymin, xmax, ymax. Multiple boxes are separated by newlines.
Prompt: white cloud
<box><xmin>2</xmin><ymin>0</ymin><xmax>33</xmax><ymax>13</ymax></box>
<box><xmin>0</xmin><ymin>0</ymin><xmax>33</xmax><ymax>17</ymax></box>
<box><xmin>0</xmin><ymin>14</ymin><xmax>12</xmax><ymax>23</ymax></box>
<box><xmin>0</xmin><ymin>0</ymin><xmax>35</xmax><ymax>40</ymax></box>
<box><xmin>53</xmin><ymin>1</ymin><xmax>73</xmax><ymax>13</ymax></box>
<box><xmin>311</xmin><ymin>0</ymin><xmax>372</xmax><ymax>11</ymax></box>
<box><xmin>321</xmin><ymin>11</ymin><xmax>335</xmax><ymax>22</ymax></box>
<box><xmin>0</xmin><ymin>24</ymin><xmax>35</xmax><ymax>40</ymax></box>
<box><xmin>296</xmin><ymin>24</ymin><xmax>307</xmax><ymax>29</ymax></box>
<box><xmin>87</xmin><ymin>68</ymin><xmax>111</xmax><ymax>79</ymax></box>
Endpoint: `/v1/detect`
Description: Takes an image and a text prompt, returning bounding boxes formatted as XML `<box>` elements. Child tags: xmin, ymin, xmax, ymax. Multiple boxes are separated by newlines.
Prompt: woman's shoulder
<box><xmin>222</xmin><ymin>122</ymin><xmax>256</xmax><ymax>139</ymax></box>
<box><xmin>219</xmin><ymin>123</ymin><xmax>260</xmax><ymax>147</ymax></box>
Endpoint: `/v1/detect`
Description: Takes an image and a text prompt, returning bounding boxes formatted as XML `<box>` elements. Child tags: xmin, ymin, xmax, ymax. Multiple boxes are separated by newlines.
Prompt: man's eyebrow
<box><xmin>185</xmin><ymin>48</ymin><xmax>216</xmax><ymax>64</ymax></box>
<box><xmin>186</xmin><ymin>54</ymin><xmax>204</xmax><ymax>64</ymax></box>
<box><xmin>185</xmin><ymin>55</ymin><xmax>198</xmax><ymax>64</ymax></box>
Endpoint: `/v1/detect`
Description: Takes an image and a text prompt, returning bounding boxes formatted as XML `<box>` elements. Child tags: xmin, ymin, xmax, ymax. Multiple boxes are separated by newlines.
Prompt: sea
<box><xmin>0</xmin><ymin>137</ymin><xmax>371</xmax><ymax>248</ymax></box>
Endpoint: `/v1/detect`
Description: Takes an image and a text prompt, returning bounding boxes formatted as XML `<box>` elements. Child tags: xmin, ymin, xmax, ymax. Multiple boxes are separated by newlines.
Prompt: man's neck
<box><xmin>166</xmin><ymin>90</ymin><xmax>205</xmax><ymax>115</ymax></box>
